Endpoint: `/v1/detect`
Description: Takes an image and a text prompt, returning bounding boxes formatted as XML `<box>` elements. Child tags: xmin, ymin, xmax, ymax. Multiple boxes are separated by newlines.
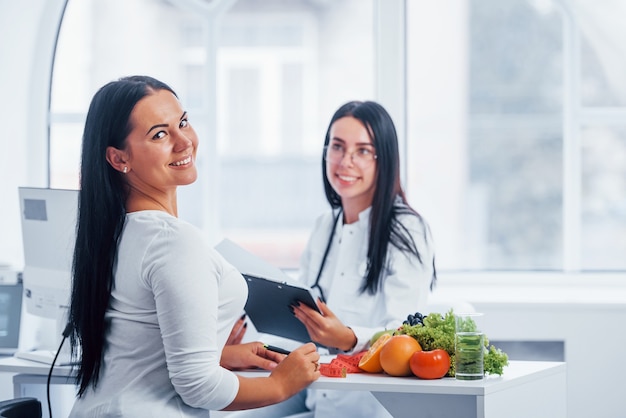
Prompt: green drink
<box><xmin>455</xmin><ymin>313</ymin><xmax>485</xmax><ymax>380</ymax></box>
<box><xmin>455</xmin><ymin>332</ymin><xmax>484</xmax><ymax>380</ymax></box>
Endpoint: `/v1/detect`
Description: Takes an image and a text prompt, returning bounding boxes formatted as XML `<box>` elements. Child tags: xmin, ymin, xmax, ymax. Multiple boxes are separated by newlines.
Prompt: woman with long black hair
<box><xmin>291</xmin><ymin>100</ymin><xmax>437</xmax><ymax>417</ymax></box>
<box><xmin>68</xmin><ymin>75</ymin><xmax>319</xmax><ymax>417</ymax></box>
<box><xmin>229</xmin><ymin>101</ymin><xmax>436</xmax><ymax>418</ymax></box>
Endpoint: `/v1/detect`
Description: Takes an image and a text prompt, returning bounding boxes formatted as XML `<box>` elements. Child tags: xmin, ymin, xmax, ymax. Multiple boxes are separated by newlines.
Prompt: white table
<box><xmin>0</xmin><ymin>356</ymin><xmax>566</xmax><ymax>418</ymax></box>
<box><xmin>234</xmin><ymin>358</ymin><xmax>566</xmax><ymax>418</ymax></box>
<box><xmin>0</xmin><ymin>356</ymin><xmax>74</xmax><ymax>398</ymax></box>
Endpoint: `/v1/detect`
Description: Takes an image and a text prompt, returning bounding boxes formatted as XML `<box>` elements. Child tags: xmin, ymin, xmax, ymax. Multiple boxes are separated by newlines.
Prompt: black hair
<box><xmin>69</xmin><ymin>75</ymin><xmax>176</xmax><ymax>396</ymax></box>
<box><xmin>321</xmin><ymin>101</ymin><xmax>436</xmax><ymax>295</ymax></box>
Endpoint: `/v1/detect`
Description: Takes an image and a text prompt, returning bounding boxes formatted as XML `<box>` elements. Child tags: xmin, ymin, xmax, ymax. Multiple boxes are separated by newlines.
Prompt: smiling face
<box><xmin>105</xmin><ymin>89</ymin><xmax>198</xmax><ymax>211</ymax></box>
<box><xmin>325</xmin><ymin>116</ymin><xmax>377</xmax><ymax>217</ymax></box>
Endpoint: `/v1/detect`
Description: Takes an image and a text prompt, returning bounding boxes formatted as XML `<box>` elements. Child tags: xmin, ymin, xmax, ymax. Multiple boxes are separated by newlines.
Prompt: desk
<box><xmin>234</xmin><ymin>359</ymin><xmax>566</xmax><ymax>418</ymax></box>
<box><xmin>0</xmin><ymin>356</ymin><xmax>73</xmax><ymax>398</ymax></box>
<box><xmin>0</xmin><ymin>357</ymin><xmax>566</xmax><ymax>418</ymax></box>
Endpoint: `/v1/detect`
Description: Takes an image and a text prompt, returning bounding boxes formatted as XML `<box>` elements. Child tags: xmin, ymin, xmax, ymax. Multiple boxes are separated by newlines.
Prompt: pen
<box><xmin>263</xmin><ymin>344</ymin><xmax>291</xmax><ymax>355</ymax></box>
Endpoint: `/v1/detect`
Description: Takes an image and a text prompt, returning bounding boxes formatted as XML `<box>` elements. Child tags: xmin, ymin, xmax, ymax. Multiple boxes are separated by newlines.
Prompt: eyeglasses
<box><xmin>324</xmin><ymin>144</ymin><xmax>377</xmax><ymax>168</ymax></box>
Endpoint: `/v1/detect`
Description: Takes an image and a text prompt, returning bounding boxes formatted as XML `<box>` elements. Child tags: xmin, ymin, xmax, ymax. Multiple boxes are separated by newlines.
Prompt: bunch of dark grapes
<box><xmin>403</xmin><ymin>311</ymin><xmax>426</xmax><ymax>326</ymax></box>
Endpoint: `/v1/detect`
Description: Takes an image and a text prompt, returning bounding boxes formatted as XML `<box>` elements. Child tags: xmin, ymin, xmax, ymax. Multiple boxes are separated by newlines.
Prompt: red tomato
<box><xmin>409</xmin><ymin>349</ymin><xmax>451</xmax><ymax>379</ymax></box>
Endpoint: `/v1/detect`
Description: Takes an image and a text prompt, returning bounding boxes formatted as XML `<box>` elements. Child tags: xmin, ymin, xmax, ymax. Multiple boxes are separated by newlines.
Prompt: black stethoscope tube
<box><xmin>311</xmin><ymin>209</ymin><xmax>342</xmax><ymax>303</ymax></box>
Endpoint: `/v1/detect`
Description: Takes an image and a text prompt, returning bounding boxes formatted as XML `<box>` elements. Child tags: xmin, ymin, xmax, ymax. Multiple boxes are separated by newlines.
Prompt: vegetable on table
<box><xmin>395</xmin><ymin>309</ymin><xmax>509</xmax><ymax>377</ymax></box>
<box><xmin>409</xmin><ymin>349</ymin><xmax>450</xmax><ymax>379</ymax></box>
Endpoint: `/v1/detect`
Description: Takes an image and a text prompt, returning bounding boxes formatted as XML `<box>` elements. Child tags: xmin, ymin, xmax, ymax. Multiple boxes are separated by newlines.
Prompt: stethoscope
<box><xmin>311</xmin><ymin>209</ymin><xmax>342</xmax><ymax>303</ymax></box>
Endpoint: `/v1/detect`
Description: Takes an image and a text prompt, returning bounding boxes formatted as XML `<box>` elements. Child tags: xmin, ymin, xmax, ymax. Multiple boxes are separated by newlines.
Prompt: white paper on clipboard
<box><xmin>214</xmin><ymin>239</ymin><xmax>322</xmax><ymax>344</ymax></box>
<box><xmin>215</xmin><ymin>238</ymin><xmax>293</xmax><ymax>283</ymax></box>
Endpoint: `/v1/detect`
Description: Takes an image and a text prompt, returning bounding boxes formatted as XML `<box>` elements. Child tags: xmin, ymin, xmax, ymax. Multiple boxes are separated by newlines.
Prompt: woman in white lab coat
<box><xmin>228</xmin><ymin>100</ymin><xmax>436</xmax><ymax>418</ymax></box>
<box><xmin>292</xmin><ymin>100</ymin><xmax>437</xmax><ymax>418</ymax></box>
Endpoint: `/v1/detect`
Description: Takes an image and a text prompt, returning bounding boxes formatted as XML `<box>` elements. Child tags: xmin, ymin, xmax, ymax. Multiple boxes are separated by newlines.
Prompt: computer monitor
<box><xmin>18</xmin><ymin>187</ymin><xmax>78</xmax><ymax>318</ymax></box>
<box><xmin>17</xmin><ymin>187</ymin><xmax>78</xmax><ymax>364</ymax></box>
<box><xmin>0</xmin><ymin>283</ymin><xmax>23</xmax><ymax>355</ymax></box>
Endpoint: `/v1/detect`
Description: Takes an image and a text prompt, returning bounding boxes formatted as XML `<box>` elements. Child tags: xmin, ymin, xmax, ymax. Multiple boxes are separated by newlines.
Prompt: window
<box><xmin>50</xmin><ymin>0</ymin><xmax>626</xmax><ymax>272</ymax></box>
<box><xmin>406</xmin><ymin>0</ymin><xmax>626</xmax><ymax>271</ymax></box>
<box><xmin>214</xmin><ymin>1</ymin><xmax>375</xmax><ymax>266</ymax></box>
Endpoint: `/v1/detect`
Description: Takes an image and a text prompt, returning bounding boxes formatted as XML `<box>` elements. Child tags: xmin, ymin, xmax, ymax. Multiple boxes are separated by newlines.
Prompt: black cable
<box><xmin>46</xmin><ymin>323</ymin><xmax>73</xmax><ymax>418</ymax></box>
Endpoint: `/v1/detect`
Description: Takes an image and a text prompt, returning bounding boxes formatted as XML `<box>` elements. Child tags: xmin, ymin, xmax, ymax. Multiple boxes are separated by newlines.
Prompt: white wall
<box><xmin>0</xmin><ymin>0</ymin><xmax>67</xmax><ymax>404</ymax></box>
<box><xmin>0</xmin><ymin>0</ymin><xmax>66</xmax><ymax>269</ymax></box>
<box><xmin>0</xmin><ymin>1</ymin><xmax>35</xmax><ymax>269</ymax></box>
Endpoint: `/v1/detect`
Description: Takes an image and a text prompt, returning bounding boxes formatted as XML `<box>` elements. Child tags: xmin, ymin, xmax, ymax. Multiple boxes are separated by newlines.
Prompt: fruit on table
<box><xmin>410</xmin><ymin>349</ymin><xmax>451</xmax><ymax>379</ymax></box>
<box><xmin>403</xmin><ymin>311</ymin><xmax>426</xmax><ymax>326</ymax></box>
<box><xmin>359</xmin><ymin>332</ymin><xmax>393</xmax><ymax>373</ymax></box>
<box><xmin>369</xmin><ymin>329</ymin><xmax>395</xmax><ymax>346</ymax></box>
<box><xmin>397</xmin><ymin>310</ymin><xmax>509</xmax><ymax>377</ymax></box>
<box><xmin>379</xmin><ymin>334</ymin><xmax>422</xmax><ymax>377</ymax></box>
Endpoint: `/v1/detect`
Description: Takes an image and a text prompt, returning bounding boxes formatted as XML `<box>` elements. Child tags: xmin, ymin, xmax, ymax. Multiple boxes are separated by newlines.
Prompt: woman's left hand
<box><xmin>292</xmin><ymin>299</ymin><xmax>356</xmax><ymax>352</ymax></box>
<box><xmin>221</xmin><ymin>342</ymin><xmax>286</xmax><ymax>371</ymax></box>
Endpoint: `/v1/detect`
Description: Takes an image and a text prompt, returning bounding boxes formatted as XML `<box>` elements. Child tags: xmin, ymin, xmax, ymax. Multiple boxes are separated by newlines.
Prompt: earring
<box><xmin>123</xmin><ymin>166</ymin><xmax>128</xmax><ymax>174</ymax></box>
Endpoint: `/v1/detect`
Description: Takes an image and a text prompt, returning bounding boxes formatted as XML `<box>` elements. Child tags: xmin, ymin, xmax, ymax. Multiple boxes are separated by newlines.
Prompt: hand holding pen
<box><xmin>222</xmin><ymin>341</ymin><xmax>286</xmax><ymax>371</ymax></box>
<box><xmin>263</xmin><ymin>344</ymin><xmax>291</xmax><ymax>355</ymax></box>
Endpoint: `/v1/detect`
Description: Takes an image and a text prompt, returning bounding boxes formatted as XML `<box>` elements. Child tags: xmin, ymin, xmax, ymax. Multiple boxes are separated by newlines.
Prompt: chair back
<box><xmin>0</xmin><ymin>397</ymin><xmax>42</xmax><ymax>418</ymax></box>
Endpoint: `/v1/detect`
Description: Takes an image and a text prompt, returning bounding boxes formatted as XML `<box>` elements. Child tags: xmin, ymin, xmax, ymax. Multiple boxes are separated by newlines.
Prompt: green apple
<box><xmin>369</xmin><ymin>329</ymin><xmax>395</xmax><ymax>346</ymax></box>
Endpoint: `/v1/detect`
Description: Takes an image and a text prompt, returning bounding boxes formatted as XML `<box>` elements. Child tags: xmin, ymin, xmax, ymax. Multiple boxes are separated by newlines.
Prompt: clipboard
<box><xmin>242</xmin><ymin>274</ymin><xmax>322</xmax><ymax>345</ymax></box>
<box><xmin>214</xmin><ymin>239</ymin><xmax>321</xmax><ymax>344</ymax></box>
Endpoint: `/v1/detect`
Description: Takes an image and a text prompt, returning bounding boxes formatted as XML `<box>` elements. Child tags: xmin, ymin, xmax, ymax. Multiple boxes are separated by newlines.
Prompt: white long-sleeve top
<box><xmin>298</xmin><ymin>205</ymin><xmax>435</xmax><ymax>418</ymax></box>
<box><xmin>69</xmin><ymin>211</ymin><xmax>247</xmax><ymax>418</ymax></box>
